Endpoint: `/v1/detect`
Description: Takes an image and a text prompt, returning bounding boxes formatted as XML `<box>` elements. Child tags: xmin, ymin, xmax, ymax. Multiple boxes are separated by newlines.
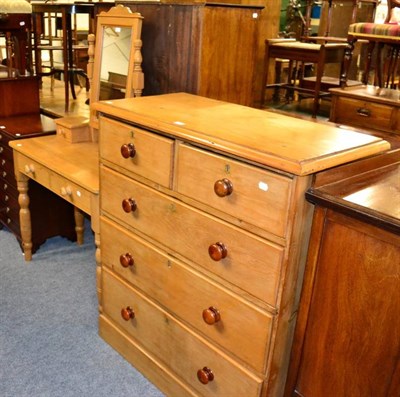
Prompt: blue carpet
<box><xmin>0</xmin><ymin>224</ymin><xmax>165</xmax><ymax>397</ymax></box>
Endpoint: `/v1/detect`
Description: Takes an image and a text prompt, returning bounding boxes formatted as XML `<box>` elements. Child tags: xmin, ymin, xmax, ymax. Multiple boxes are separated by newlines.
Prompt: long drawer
<box><xmin>99</xmin><ymin>116</ymin><xmax>174</xmax><ymax>188</ymax></box>
<box><xmin>102</xmin><ymin>268</ymin><xmax>264</xmax><ymax>397</ymax></box>
<box><xmin>101</xmin><ymin>216</ymin><xmax>273</xmax><ymax>373</ymax></box>
<box><xmin>176</xmin><ymin>143</ymin><xmax>293</xmax><ymax>238</ymax></box>
<box><xmin>331</xmin><ymin>96</ymin><xmax>399</xmax><ymax>133</ymax></box>
<box><xmin>15</xmin><ymin>153</ymin><xmax>92</xmax><ymax>214</ymax></box>
<box><xmin>101</xmin><ymin>166</ymin><xmax>284</xmax><ymax>306</ymax></box>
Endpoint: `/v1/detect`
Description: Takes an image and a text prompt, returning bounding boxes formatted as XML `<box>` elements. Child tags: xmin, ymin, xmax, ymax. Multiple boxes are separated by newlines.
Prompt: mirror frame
<box><xmin>88</xmin><ymin>5</ymin><xmax>143</xmax><ymax>137</ymax></box>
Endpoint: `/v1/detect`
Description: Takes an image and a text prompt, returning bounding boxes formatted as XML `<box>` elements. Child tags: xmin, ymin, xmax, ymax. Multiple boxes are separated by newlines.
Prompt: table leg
<box><xmin>74</xmin><ymin>206</ymin><xmax>85</xmax><ymax>245</ymax></box>
<box><xmin>16</xmin><ymin>173</ymin><xmax>32</xmax><ymax>261</ymax></box>
<box><xmin>62</xmin><ymin>10</ymin><xmax>69</xmax><ymax>111</ymax></box>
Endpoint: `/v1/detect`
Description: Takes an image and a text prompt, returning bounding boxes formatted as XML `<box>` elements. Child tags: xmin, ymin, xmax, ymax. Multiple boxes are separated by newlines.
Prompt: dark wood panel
<box><xmin>296</xmin><ymin>213</ymin><xmax>400</xmax><ymax>396</ymax></box>
<box><xmin>198</xmin><ymin>6</ymin><xmax>259</xmax><ymax>106</ymax></box>
<box><xmin>0</xmin><ymin>77</ymin><xmax>40</xmax><ymax>117</ymax></box>
<box><xmin>120</xmin><ymin>2</ymin><xmax>267</xmax><ymax>107</ymax></box>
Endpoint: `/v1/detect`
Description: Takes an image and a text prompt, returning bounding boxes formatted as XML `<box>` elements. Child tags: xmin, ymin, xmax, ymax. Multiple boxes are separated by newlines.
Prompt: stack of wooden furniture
<box><xmin>331</xmin><ymin>0</ymin><xmax>400</xmax><ymax>143</ymax></box>
<box><xmin>93</xmin><ymin>92</ymin><xmax>390</xmax><ymax>397</ymax></box>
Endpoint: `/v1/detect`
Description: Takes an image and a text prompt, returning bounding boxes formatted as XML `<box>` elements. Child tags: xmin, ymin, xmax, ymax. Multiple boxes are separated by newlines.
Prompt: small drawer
<box><xmin>0</xmin><ymin>155</ymin><xmax>15</xmax><ymax>182</ymax></box>
<box><xmin>0</xmin><ymin>201</ymin><xmax>18</xmax><ymax>233</ymax></box>
<box><xmin>101</xmin><ymin>166</ymin><xmax>284</xmax><ymax>306</ymax></box>
<box><xmin>99</xmin><ymin>117</ymin><xmax>174</xmax><ymax>188</ymax></box>
<box><xmin>331</xmin><ymin>96</ymin><xmax>397</xmax><ymax>133</ymax></box>
<box><xmin>15</xmin><ymin>153</ymin><xmax>51</xmax><ymax>187</ymax></box>
<box><xmin>16</xmin><ymin>153</ymin><xmax>91</xmax><ymax>213</ymax></box>
<box><xmin>102</xmin><ymin>268</ymin><xmax>264</xmax><ymax>397</ymax></box>
<box><xmin>101</xmin><ymin>217</ymin><xmax>273</xmax><ymax>372</ymax></box>
<box><xmin>48</xmin><ymin>172</ymin><xmax>92</xmax><ymax>214</ymax></box>
<box><xmin>176</xmin><ymin>143</ymin><xmax>293</xmax><ymax>239</ymax></box>
<box><xmin>55</xmin><ymin>116</ymin><xmax>90</xmax><ymax>143</ymax></box>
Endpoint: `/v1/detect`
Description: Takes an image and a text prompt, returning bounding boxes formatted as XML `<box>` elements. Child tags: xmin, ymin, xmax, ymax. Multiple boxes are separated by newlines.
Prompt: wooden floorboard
<box><xmin>39</xmin><ymin>76</ymin><xmax>90</xmax><ymax>119</ymax></box>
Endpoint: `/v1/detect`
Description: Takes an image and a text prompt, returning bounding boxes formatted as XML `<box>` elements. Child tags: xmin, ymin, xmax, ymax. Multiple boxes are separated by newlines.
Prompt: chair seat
<box><xmin>349</xmin><ymin>22</ymin><xmax>400</xmax><ymax>40</ymax></box>
<box><xmin>271</xmin><ymin>42</ymin><xmax>348</xmax><ymax>50</ymax></box>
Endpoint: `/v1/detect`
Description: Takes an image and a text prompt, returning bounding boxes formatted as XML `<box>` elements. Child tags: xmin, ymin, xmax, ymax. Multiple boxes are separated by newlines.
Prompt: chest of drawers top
<box><xmin>93</xmin><ymin>93</ymin><xmax>390</xmax><ymax>175</ymax></box>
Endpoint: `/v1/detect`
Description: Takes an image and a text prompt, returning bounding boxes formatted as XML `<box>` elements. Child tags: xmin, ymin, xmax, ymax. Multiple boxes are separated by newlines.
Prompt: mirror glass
<box><xmin>98</xmin><ymin>25</ymin><xmax>131</xmax><ymax>101</ymax></box>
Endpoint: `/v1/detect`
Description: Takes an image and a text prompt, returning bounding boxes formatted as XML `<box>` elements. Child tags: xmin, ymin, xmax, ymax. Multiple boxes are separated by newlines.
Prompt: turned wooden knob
<box><xmin>120</xmin><ymin>253</ymin><xmax>134</xmax><ymax>268</ymax></box>
<box><xmin>122</xmin><ymin>198</ymin><xmax>137</xmax><ymax>213</ymax></box>
<box><xmin>202</xmin><ymin>306</ymin><xmax>221</xmax><ymax>325</ymax></box>
<box><xmin>214</xmin><ymin>178</ymin><xmax>233</xmax><ymax>197</ymax></box>
<box><xmin>60</xmin><ymin>186</ymin><xmax>72</xmax><ymax>196</ymax></box>
<box><xmin>121</xmin><ymin>306</ymin><xmax>135</xmax><ymax>321</ymax></box>
<box><xmin>197</xmin><ymin>367</ymin><xmax>214</xmax><ymax>384</ymax></box>
<box><xmin>208</xmin><ymin>242</ymin><xmax>227</xmax><ymax>261</ymax></box>
<box><xmin>121</xmin><ymin>143</ymin><xmax>136</xmax><ymax>159</ymax></box>
<box><xmin>24</xmin><ymin>164</ymin><xmax>35</xmax><ymax>174</ymax></box>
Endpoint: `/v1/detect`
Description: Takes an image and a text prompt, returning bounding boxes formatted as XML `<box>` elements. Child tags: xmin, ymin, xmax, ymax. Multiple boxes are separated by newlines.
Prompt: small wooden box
<box><xmin>55</xmin><ymin>116</ymin><xmax>90</xmax><ymax>143</ymax></box>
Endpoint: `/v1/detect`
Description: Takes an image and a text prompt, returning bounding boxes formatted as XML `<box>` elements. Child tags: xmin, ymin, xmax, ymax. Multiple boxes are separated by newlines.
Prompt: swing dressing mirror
<box><xmin>88</xmin><ymin>5</ymin><xmax>143</xmax><ymax>139</ymax></box>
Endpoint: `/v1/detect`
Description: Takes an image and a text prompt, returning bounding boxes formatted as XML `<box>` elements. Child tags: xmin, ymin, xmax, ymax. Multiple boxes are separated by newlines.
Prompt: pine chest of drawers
<box><xmin>94</xmin><ymin>93</ymin><xmax>390</xmax><ymax>396</ymax></box>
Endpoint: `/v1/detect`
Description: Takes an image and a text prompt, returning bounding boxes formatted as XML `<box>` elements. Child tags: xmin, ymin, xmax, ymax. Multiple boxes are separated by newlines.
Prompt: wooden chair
<box><xmin>341</xmin><ymin>0</ymin><xmax>400</xmax><ymax>88</ymax></box>
<box><xmin>262</xmin><ymin>0</ymin><xmax>376</xmax><ymax>118</ymax></box>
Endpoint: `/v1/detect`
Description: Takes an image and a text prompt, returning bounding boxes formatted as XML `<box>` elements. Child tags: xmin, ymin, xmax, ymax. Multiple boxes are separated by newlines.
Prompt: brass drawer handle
<box><xmin>356</xmin><ymin>107</ymin><xmax>371</xmax><ymax>117</ymax></box>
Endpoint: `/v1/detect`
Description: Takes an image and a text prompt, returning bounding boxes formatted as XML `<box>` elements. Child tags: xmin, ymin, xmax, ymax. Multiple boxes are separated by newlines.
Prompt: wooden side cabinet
<box><xmin>285</xmin><ymin>150</ymin><xmax>400</xmax><ymax>397</ymax></box>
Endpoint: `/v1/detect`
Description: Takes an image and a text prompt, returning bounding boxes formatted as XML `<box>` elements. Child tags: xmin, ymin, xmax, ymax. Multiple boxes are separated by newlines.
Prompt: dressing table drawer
<box><xmin>100</xmin><ymin>117</ymin><xmax>174</xmax><ymax>188</ymax></box>
<box><xmin>102</xmin><ymin>268</ymin><xmax>264</xmax><ymax>397</ymax></box>
<box><xmin>15</xmin><ymin>153</ymin><xmax>92</xmax><ymax>214</ymax></box>
<box><xmin>101</xmin><ymin>166</ymin><xmax>284</xmax><ymax>305</ymax></box>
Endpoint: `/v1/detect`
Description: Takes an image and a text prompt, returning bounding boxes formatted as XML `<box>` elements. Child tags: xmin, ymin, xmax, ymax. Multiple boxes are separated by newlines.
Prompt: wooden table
<box><xmin>0</xmin><ymin>113</ymin><xmax>77</xmax><ymax>254</ymax></box>
<box><xmin>9</xmin><ymin>135</ymin><xmax>99</xmax><ymax>262</ymax></box>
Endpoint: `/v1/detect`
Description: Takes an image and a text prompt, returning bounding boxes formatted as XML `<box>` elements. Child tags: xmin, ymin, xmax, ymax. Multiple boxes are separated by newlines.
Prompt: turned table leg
<box><xmin>74</xmin><ymin>207</ymin><xmax>85</xmax><ymax>245</ymax></box>
<box><xmin>16</xmin><ymin>173</ymin><xmax>32</xmax><ymax>261</ymax></box>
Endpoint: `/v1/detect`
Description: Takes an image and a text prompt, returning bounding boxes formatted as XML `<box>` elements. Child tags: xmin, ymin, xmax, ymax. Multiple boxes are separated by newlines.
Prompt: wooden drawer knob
<box><xmin>122</xmin><ymin>198</ymin><xmax>137</xmax><ymax>213</ymax></box>
<box><xmin>202</xmin><ymin>306</ymin><xmax>221</xmax><ymax>325</ymax></box>
<box><xmin>214</xmin><ymin>178</ymin><xmax>233</xmax><ymax>197</ymax></box>
<box><xmin>120</xmin><ymin>253</ymin><xmax>134</xmax><ymax>268</ymax></box>
<box><xmin>121</xmin><ymin>306</ymin><xmax>135</xmax><ymax>321</ymax></box>
<box><xmin>60</xmin><ymin>186</ymin><xmax>72</xmax><ymax>196</ymax></box>
<box><xmin>197</xmin><ymin>367</ymin><xmax>214</xmax><ymax>384</ymax></box>
<box><xmin>24</xmin><ymin>164</ymin><xmax>35</xmax><ymax>174</ymax></box>
<box><xmin>121</xmin><ymin>143</ymin><xmax>136</xmax><ymax>159</ymax></box>
<box><xmin>208</xmin><ymin>242</ymin><xmax>227</xmax><ymax>261</ymax></box>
